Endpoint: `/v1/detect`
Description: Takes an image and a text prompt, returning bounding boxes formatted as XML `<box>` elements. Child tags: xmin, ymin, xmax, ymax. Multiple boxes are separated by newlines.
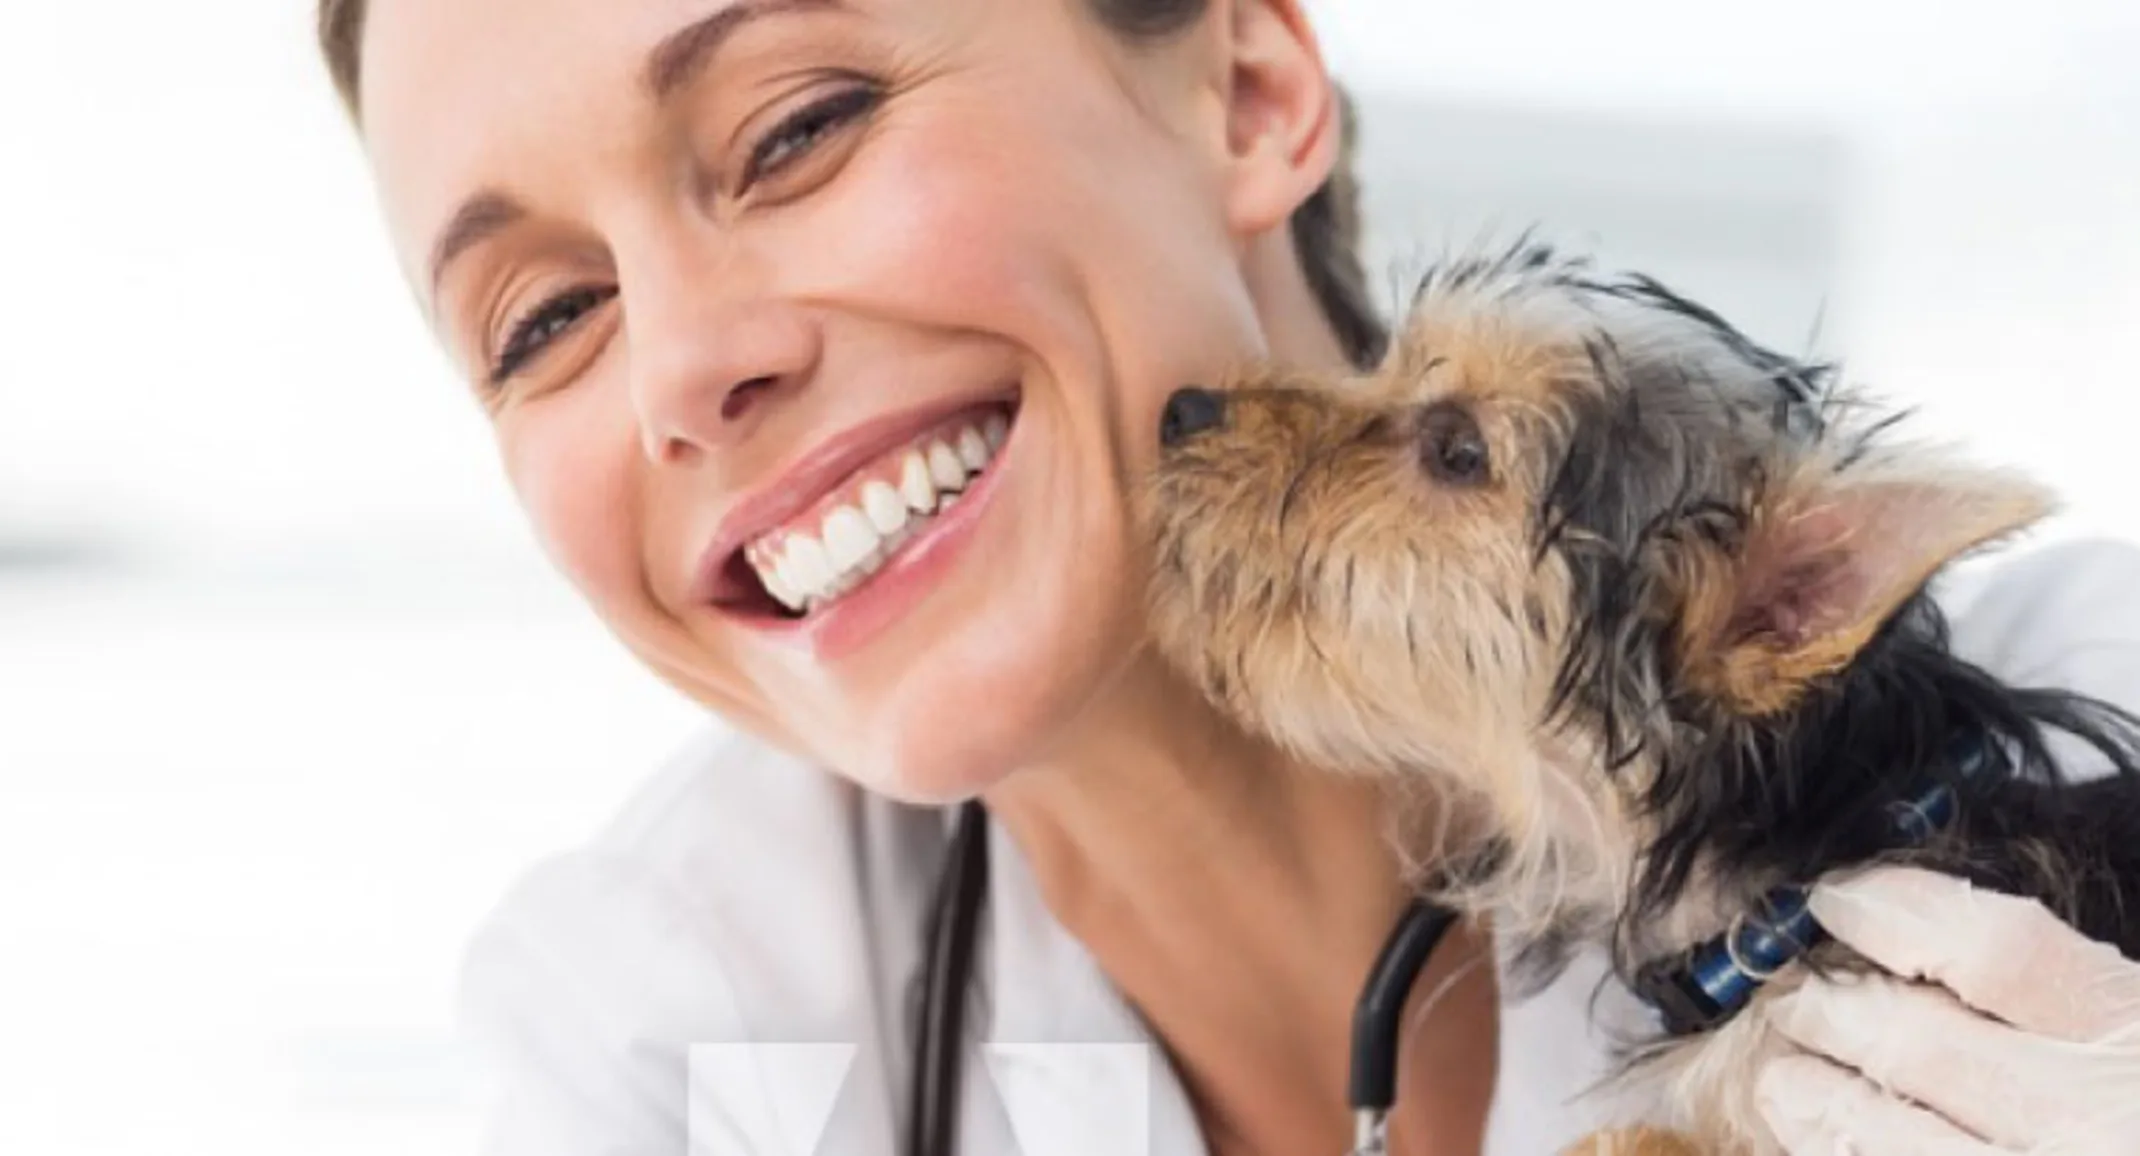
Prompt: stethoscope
<box><xmin>903</xmin><ymin>801</ymin><xmax>1460</xmax><ymax>1156</ymax></box>
<box><xmin>902</xmin><ymin>731</ymin><xmax>1995</xmax><ymax>1156</ymax></box>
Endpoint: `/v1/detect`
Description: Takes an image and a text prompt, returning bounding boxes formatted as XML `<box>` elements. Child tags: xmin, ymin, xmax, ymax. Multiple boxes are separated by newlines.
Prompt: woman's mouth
<box><xmin>723</xmin><ymin>404</ymin><xmax>1013</xmax><ymax>621</ymax></box>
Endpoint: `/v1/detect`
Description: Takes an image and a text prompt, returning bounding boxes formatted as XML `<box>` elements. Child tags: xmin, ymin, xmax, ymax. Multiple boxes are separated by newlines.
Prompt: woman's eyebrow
<box><xmin>644</xmin><ymin>0</ymin><xmax>847</xmax><ymax>103</ymax></box>
<box><xmin>428</xmin><ymin>191</ymin><xmax>524</xmax><ymax>298</ymax></box>
<box><xmin>425</xmin><ymin>0</ymin><xmax>847</xmax><ymax>300</ymax></box>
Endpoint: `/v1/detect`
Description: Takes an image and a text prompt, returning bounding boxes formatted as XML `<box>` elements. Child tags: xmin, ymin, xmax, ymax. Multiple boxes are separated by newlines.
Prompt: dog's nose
<box><xmin>1160</xmin><ymin>387</ymin><xmax>1227</xmax><ymax>447</ymax></box>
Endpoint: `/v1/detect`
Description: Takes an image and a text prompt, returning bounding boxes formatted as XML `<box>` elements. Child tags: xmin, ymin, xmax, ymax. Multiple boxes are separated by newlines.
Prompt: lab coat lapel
<box><xmin>971</xmin><ymin>818</ymin><xmax>1213</xmax><ymax>1156</ymax></box>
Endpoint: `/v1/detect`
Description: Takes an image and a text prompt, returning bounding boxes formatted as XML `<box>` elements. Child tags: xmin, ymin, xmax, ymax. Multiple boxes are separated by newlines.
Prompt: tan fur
<box><xmin>1561</xmin><ymin>1127</ymin><xmax>1708</xmax><ymax>1156</ymax></box>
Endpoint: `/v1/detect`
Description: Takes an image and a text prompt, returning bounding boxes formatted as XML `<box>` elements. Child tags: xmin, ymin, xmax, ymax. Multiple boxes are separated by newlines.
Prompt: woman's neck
<box><xmin>983</xmin><ymin>653</ymin><xmax>1499</xmax><ymax>1155</ymax></box>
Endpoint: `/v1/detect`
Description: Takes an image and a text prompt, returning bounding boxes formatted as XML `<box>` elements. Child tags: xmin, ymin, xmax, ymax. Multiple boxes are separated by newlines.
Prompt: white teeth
<box><xmin>763</xmin><ymin>558</ymin><xmax>805</xmax><ymax>612</ymax></box>
<box><xmin>927</xmin><ymin>441</ymin><xmax>967</xmax><ymax>492</ymax></box>
<box><xmin>900</xmin><ymin>452</ymin><xmax>938</xmax><ymax>515</ymax></box>
<box><xmin>785</xmin><ymin>536</ymin><xmax>833</xmax><ymax>594</ymax></box>
<box><xmin>779</xmin><ymin>556</ymin><xmax>812</xmax><ymax>611</ymax></box>
<box><xmin>748</xmin><ymin>411</ymin><xmax>1015</xmax><ymax>613</ymax></box>
<box><xmin>822</xmin><ymin>507</ymin><xmax>879</xmax><ymax>573</ymax></box>
<box><xmin>956</xmin><ymin>427</ymin><xmax>989</xmax><ymax>472</ymax></box>
<box><xmin>862</xmin><ymin>481</ymin><xmax>909</xmax><ymax>536</ymax></box>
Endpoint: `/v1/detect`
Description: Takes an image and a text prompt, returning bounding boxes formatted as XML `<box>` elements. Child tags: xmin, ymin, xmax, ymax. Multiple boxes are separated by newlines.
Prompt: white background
<box><xmin>1</xmin><ymin>2</ymin><xmax>2135</xmax><ymax>1152</ymax></box>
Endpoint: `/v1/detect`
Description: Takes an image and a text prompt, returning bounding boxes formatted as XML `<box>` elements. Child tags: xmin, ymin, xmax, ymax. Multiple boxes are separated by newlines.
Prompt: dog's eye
<box><xmin>1420</xmin><ymin>401</ymin><xmax>1492</xmax><ymax>486</ymax></box>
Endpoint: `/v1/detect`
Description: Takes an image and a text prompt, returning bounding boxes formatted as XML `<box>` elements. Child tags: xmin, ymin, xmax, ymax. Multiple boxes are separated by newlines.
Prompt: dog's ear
<box><xmin>1675</xmin><ymin>460</ymin><xmax>2052</xmax><ymax>716</ymax></box>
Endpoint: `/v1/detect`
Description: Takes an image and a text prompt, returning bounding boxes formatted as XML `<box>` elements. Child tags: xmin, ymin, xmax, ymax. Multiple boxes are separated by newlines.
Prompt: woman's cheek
<box><xmin>840</xmin><ymin>102</ymin><xmax>1261</xmax><ymax>445</ymax></box>
<box><xmin>496</xmin><ymin>389</ymin><xmax>652</xmax><ymax>627</ymax></box>
<box><xmin>795</xmin><ymin>116</ymin><xmax>1099</xmax><ymax>359</ymax></box>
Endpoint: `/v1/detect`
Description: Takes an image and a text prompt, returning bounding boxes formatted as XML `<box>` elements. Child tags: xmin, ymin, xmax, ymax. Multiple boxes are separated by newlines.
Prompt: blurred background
<box><xmin>1</xmin><ymin>1</ymin><xmax>2135</xmax><ymax>1152</ymax></box>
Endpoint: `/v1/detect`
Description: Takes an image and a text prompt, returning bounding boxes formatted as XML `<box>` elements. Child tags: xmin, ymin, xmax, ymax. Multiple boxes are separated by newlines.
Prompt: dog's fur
<box><xmin>1141</xmin><ymin>242</ymin><xmax>2140</xmax><ymax>1153</ymax></box>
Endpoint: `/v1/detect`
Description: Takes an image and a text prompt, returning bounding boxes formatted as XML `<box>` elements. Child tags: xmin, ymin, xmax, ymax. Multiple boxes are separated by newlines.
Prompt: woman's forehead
<box><xmin>360</xmin><ymin>0</ymin><xmax>696</xmax><ymax>275</ymax></box>
<box><xmin>363</xmin><ymin>0</ymin><xmax>790</xmax><ymax>126</ymax></box>
<box><xmin>358</xmin><ymin>0</ymin><xmax>1025</xmax><ymax>292</ymax></box>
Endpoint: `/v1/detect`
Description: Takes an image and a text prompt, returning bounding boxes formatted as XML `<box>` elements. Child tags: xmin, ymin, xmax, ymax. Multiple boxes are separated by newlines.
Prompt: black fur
<box><xmin>1515</xmin><ymin>253</ymin><xmax>2140</xmax><ymax>981</ymax></box>
<box><xmin>1635</xmin><ymin>594</ymin><xmax>2140</xmax><ymax>956</ymax></box>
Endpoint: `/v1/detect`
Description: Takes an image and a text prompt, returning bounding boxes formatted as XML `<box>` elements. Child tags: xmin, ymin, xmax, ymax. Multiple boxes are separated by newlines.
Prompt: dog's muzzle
<box><xmin>1160</xmin><ymin>386</ymin><xmax>1227</xmax><ymax>448</ymax></box>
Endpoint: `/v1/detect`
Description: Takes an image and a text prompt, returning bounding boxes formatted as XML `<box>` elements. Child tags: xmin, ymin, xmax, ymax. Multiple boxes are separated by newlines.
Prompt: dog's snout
<box><xmin>1160</xmin><ymin>387</ymin><xmax>1227</xmax><ymax>448</ymax></box>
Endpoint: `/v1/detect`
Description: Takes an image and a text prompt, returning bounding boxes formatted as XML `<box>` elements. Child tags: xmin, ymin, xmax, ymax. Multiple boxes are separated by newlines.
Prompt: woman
<box><xmin>321</xmin><ymin>1</ymin><xmax>2140</xmax><ymax>1152</ymax></box>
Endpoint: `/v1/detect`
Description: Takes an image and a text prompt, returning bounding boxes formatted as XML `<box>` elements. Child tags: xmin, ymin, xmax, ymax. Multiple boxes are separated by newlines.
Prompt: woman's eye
<box><xmin>489</xmin><ymin>285</ymin><xmax>618</xmax><ymax>387</ymax></box>
<box><xmin>737</xmin><ymin>82</ymin><xmax>883</xmax><ymax>194</ymax></box>
<box><xmin>1420</xmin><ymin>401</ymin><xmax>1493</xmax><ymax>487</ymax></box>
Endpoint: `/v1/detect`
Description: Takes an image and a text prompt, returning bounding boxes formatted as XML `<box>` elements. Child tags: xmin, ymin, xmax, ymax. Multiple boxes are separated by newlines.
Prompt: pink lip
<box><xmin>754</xmin><ymin>419</ymin><xmax>1016</xmax><ymax>661</ymax></box>
<box><xmin>692</xmin><ymin>390</ymin><xmax>1017</xmax><ymax>605</ymax></box>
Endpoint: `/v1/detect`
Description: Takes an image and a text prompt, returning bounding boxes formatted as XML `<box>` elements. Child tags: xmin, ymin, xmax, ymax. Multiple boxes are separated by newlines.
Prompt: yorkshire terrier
<box><xmin>1141</xmin><ymin>242</ymin><xmax>2140</xmax><ymax>1154</ymax></box>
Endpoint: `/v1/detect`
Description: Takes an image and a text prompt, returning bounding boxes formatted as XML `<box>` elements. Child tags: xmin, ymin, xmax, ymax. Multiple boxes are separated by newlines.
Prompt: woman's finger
<box><xmin>1755</xmin><ymin>1054</ymin><xmax>2009</xmax><ymax>1156</ymax></box>
<box><xmin>1766</xmin><ymin>973</ymin><xmax>2118</xmax><ymax>1150</ymax></box>
<box><xmin>1807</xmin><ymin>866</ymin><xmax>2140</xmax><ymax>1043</ymax></box>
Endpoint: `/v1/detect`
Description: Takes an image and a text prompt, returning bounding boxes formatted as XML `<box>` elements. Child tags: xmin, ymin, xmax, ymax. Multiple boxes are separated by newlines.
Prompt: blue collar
<box><xmin>1631</xmin><ymin>730</ymin><xmax>1995</xmax><ymax>1036</ymax></box>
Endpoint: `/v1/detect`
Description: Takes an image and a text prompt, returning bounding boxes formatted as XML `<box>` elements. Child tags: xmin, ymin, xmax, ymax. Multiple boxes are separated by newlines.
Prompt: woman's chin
<box><xmin>811</xmin><ymin>736</ymin><xmax>1000</xmax><ymax>807</ymax></box>
<box><xmin>822</xmin><ymin>664</ymin><xmax>1083</xmax><ymax>805</ymax></box>
<box><xmin>866</xmin><ymin>763</ymin><xmax>1014</xmax><ymax>808</ymax></box>
<box><xmin>850</xmin><ymin>702</ymin><xmax>1038</xmax><ymax>805</ymax></box>
<box><xmin>765</xmin><ymin>489</ymin><xmax>1139</xmax><ymax>805</ymax></box>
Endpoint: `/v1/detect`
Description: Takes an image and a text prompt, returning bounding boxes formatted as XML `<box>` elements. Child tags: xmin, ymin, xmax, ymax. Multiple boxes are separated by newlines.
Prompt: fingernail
<box><xmin>1808</xmin><ymin>870</ymin><xmax>1879</xmax><ymax>911</ymax></box>
<box><xmin>1809</xmin><ymin>872</ymin><xmax>1925</xmax><ymax>942</ymax></box>
<box><xmin>1813</xmin><ymin>869</ymin><xmax>1875</xmax><ymax>899</ymax></box>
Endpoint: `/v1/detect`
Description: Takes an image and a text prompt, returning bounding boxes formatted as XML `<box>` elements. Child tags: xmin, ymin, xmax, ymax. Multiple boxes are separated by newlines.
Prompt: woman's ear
<box><xmin>1216</xmin><ymin>0</ymin><xmax>1339</xmax><ymax>238</ymax></box>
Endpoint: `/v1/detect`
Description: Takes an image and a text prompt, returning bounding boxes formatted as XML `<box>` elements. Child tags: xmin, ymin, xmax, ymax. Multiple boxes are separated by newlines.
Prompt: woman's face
<box><xmin>361</xmin><ymin>0</ymin><xmax>1325</xmax><ymax>800</ymax></box>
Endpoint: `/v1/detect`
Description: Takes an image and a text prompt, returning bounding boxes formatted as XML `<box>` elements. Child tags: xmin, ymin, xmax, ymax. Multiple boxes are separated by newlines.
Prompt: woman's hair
<box><xmin>317</xmin><ymin>0</ymin><xmax>1388</xmax><ymax>367</ymax></box>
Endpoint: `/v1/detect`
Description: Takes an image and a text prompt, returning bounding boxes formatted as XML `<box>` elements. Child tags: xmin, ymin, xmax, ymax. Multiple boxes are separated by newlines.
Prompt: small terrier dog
<box><xmin>1142</xmin><ymin>243</ymin><xmax>2140</xmax><ymax>1154</ymax></box>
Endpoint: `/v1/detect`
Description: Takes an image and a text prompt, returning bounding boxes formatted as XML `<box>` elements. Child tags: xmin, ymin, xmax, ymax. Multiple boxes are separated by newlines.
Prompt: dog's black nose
<box><xmin>1160</xmin><ymin>387</ymin><xmax>1227</xmax><ymax>447</ymax></box>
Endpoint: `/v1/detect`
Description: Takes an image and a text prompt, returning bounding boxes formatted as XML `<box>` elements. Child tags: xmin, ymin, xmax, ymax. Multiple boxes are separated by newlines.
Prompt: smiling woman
<box><xmin>327</xmin><ymin>0</ymin><xmax>1394</xmax><ymax>810</ymax></box>
<box><xmin>307</xmin><ymin>2</ymin><xmax>2140</xmax><ymax>1155</ymax></box>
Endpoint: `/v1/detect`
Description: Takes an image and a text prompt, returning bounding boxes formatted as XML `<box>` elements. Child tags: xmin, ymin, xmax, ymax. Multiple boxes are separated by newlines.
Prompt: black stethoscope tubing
<box><xmin>906</xmin><ymin>801</ymin><xmax>990</xmax><ymax>1156</ymax></box>
<box><xmin>905</xmin><ymin>801</ymin><xmax>1457</xmax><ymax>1156</ymax></box>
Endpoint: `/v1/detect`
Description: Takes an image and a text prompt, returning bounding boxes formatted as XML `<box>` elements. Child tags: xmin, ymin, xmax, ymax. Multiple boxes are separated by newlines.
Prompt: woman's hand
<box><xmin>1752</xmin><ymin>866</ymin><xmax>2140</xmax><ymax>1153</ymax></box>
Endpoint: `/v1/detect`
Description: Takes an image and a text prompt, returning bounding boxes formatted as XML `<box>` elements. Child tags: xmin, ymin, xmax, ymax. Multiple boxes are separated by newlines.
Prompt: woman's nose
<box><xmin>627</xmin><ymin>288</ymin><xmax>824</xmax><ymax>468</ymax></box>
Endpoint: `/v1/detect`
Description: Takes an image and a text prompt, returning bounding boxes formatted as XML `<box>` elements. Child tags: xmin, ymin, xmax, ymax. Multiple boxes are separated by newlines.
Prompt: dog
<box><xmin>1140</xmin><ymin>242</ymin><xmax>2140</xmax><ymax>1154</ymax></box>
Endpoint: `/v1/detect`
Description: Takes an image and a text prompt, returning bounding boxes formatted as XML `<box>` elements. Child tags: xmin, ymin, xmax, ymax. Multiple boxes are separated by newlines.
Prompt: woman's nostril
<box><xmin>1160</xmin><ymin>386</ymin><xmax>1227</xmax><ymax>448</ymax></box>
<box><xmin>721</xmin><ymin>376</ymin><xmax>781</xmax><ymax>423</ymax></box>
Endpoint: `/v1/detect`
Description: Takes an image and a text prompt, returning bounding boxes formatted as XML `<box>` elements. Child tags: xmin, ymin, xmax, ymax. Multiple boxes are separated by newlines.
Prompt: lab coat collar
<box><xmin>970</xmin><ymin>815</ymin><xmax>1214</xmax><ymax>1156</ymax></box>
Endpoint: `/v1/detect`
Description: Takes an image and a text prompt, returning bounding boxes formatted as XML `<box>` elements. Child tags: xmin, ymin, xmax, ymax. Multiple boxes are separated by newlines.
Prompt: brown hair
<box><xmin>317</xmin><ymin>0</ymin><xmax>1387</xmax><ymax>367</ymax></box>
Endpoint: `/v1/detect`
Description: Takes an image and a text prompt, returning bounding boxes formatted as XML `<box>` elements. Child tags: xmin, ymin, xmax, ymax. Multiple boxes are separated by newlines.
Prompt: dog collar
<box><xmin>1631</xmin><ymin>729</ymin><xmax>1995</xmax><ymax>1037</ymax></box>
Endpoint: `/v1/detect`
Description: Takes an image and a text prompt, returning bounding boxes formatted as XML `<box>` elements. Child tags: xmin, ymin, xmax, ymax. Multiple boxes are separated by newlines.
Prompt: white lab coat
<box><xmin>457</xmin><ymin>538</ymin><xmax>2140</xmax><ymax>1156</ymax></box>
